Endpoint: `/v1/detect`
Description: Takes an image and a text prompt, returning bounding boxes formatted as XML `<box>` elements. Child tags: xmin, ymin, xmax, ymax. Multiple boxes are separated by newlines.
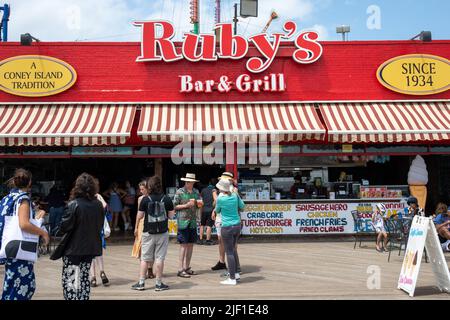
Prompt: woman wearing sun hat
<box><xmin>173</xmin><ymin>173</ymin><xmax>202</xmax><ymax>278</ymax></box>
<box><xmin>211</xmin><ymin>172</ymin><xmax>239</xmax><ymax>272</ymax></box>
<box><xmin>215</xmin><ymin>178</ymin><xmax>245</xmax><ymax>285</ymax></box>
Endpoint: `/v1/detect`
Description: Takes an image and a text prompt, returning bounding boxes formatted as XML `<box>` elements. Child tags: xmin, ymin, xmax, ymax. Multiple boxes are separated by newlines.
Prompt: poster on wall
<box><xmin>167</xmin><ymin>200</ymin><xmax>406</xmax><ymax>236</ymax></box>
<box><xmin>241</xmin><ymin>201</ymin><xmax>405</xmax><ymax>235</ymax></box>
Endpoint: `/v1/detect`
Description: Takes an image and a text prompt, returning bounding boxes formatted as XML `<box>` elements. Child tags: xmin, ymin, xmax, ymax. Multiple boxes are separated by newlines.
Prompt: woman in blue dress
<box><xmin>103</xmin><ymin>182</ymin><xmax>126</xmax><ymax>232</ymax></box>
<box><xmin>0</xmin><ymin>169</ymin><xmax>49</xmax><ymax>300</ymax></box>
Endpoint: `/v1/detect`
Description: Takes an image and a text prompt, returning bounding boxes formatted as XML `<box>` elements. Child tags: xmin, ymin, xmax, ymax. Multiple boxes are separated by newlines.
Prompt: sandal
<box><xmin>100</xmin><ymin>271</ymin><xmax>109</xmax><ymax>286</ymax></box>
<box><xmin>91</xmin><ymin>278</ymin><xmax>97</xmax><ymax>287</ymax></box>
<box><xmin>177</xmin><ymin>270</ymin><xmax>191</xmax><ymax>278</ymax></box>
<box><xmin>185</xmin><ymin>267</ymin><xmax>196</xmax><ymax>275</ymax></box>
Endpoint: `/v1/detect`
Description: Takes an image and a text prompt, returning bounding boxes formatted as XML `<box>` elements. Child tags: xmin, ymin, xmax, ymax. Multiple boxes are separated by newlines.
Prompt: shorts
<box><xmin>141</xmin><ymin>232</ymin><xmax>169</xmax><ymax>262</ymax></box>
<box><xmin>177</xmin><ymin>227</ymin><xmax>198</xmax><ymax>244</ymax></box>
<box><xmin>374</xmin><ymin>223</ymin><xmax>385</xmax><ymax>233</ymax></box>
<box><xmin>200</xmin><ymin>210</ymin><xmax>214</xmax><ymax>227</ymax></box>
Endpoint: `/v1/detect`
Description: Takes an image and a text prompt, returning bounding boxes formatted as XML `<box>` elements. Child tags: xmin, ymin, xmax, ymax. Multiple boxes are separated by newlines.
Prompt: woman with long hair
<box><xmin>51</xmin><ymin>173</ymin><xmax>104</xmax><ymax>300</ymax></box>
<box><xmin>90</xmin><ymin>178</ymin><xmax>110</xmax><ymax>287</ymax></box>
<box><xmin>132</xmin><ymin>180</ymin><xmax>154</xmax><ymax>279</ymax></box>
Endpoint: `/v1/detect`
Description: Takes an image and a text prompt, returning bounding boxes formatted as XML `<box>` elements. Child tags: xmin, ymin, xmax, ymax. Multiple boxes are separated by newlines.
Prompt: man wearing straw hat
<box><xmin>173</xmin><ymin>173</ymin><xmax>202</xmax><ymax>278</ymax></box>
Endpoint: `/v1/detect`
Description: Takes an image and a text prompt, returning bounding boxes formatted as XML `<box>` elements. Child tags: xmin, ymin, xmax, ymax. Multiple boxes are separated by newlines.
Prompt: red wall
<box><xmin>0</xmin><ymin>40</ymin><xmax>449</xmax><ymax>103</ymax></box>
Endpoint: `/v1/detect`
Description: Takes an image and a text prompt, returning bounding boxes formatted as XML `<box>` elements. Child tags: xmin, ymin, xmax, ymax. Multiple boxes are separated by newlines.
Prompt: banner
<box><xmin>168</xmin><ymin>200</ymin><xmax>406</xmax><ymax>236</ymax></box>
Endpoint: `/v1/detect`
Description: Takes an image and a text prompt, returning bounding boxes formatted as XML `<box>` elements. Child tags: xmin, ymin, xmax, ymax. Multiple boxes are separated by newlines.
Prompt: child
<box><xmin>372</xmin><ymin>203</ymin><xmax>388</xmax><ymax>253</ymax></box>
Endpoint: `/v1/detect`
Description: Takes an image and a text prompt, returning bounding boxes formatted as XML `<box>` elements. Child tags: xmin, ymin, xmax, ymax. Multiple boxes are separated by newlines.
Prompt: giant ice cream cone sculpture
<box><xmin>407</xmin><ymin>155</ymin><xmax>428</xmax><ymax>210</ymax></box>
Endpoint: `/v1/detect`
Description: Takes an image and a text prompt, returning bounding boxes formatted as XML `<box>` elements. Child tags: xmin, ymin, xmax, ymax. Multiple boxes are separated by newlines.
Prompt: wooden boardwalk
<box><xmin>1</xmin><ymin>239</ymin><xmax>449</xmax><ymax>300</ymax></box>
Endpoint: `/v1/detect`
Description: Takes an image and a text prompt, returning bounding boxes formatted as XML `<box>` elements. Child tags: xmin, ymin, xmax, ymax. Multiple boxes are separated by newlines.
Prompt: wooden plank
<box><xmin>0</xmin><ymin>241</ymin><xmax>448</xmax><ymax>299</ymax></box>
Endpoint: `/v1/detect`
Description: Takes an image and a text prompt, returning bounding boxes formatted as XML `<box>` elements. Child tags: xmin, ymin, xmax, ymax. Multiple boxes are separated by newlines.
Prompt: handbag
<box><xmin>0</xmin><ymin>196</ymin><xmax>41</xmax><ymax>262</ymax></box>
<box><xmin>103</xmin><ymin>217</ymin><xmax>111</xmax><ymax>238</ymax></box>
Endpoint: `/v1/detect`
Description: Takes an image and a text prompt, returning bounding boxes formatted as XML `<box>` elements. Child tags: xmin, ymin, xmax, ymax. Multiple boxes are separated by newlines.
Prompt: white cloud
<box><xmin>6</xmin><ymin>0</ymin><xmax>145</xmax><ymax>41</ymax></box>
<box><xmin>301</xmin><ymin>24</ymin><xmax>330</xmax><ymax>40</ymax></box>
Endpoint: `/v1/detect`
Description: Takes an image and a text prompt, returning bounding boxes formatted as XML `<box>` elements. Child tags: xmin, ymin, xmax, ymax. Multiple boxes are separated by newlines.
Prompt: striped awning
<box><xmin>319</xmin><ymin>102</ymin><xmax>450</xmax><ymax>143</ymax></box>
<box><xmin>0</xmin><ymin>104</ymin><xmax>136</xmax><ymax>146</ymax></box>
<box><xmin>137</xmin><ymin>104</ymin><xmax>326</xmax><ymax>142</ymax></box>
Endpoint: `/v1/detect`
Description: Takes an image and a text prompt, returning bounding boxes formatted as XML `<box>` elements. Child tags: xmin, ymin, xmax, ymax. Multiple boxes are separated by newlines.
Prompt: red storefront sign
<box><xmin>0</xmin><ymin>40</ymin><xmax>448</xmax><ymax>102</ymax></box>
<box><xmin>134</xmin><ymin>21</ymin><xmax>323</xmax><ymax>73</ymax></box>
<box><xmin>134</xmin><ymin>20</ymin><xmax>321</xmax><ymax>93</ymax></box>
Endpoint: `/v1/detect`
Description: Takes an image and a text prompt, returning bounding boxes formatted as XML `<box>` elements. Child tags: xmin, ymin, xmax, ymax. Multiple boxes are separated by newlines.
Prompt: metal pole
<box><xmin>2</xmin><ymin>4</ymin><xmax>9</xmax><ymax>42</ymax></box>
<box><xmin>215</xmin><ymin>0</ymin><xmax>221</xmax><ymax>24</ymax></box>
<box><xmin>194</xmin><ymin>0</ymin><xmax>199</xmax><ymax>34</ymax></box>
<box><xmin>233</xmin><ymin>3</ymin><xmax>238</xmax><ymax>35</ymax></box>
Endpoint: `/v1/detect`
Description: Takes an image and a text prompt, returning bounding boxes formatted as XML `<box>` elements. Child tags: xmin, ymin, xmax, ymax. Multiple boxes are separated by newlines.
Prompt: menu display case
<box><xmin>238</xmin><ymin>182</ymin><xmax>271</xmax><ymax>200</ymax></box>
<box><xmin>359</xmin><ymin>185</ymin><xmax>408</xmax><ymax>199</ymax></box>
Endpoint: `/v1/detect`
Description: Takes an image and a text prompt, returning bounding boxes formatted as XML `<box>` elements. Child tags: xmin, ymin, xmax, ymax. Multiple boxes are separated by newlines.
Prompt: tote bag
<box><xmin>0</xmin><ymin>196</ymin><xmax>41</xmax><ymax>262</ymax></box>
<box><xmin>103</xmin><ymin>217</ymin><xmax>111</xmax><ymax>238</ymax></box>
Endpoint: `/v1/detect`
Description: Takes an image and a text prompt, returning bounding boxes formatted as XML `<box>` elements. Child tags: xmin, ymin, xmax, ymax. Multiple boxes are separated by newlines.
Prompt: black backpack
<box><xmin>143</xmin><ymin>195</ymin><xmax>168</xmax><ymax>234</ymax></box>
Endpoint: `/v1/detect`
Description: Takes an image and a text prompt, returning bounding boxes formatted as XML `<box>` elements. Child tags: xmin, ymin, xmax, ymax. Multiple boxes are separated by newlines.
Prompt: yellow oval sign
<box><xmin>0</xmin><ymin>55</ymin><xmax>77</xmax><ymax>97</ymax></box>
<box><xmin>377</xmin><ymin>54</ymin><xmax>450</xmax><ymax>95</ymax></box>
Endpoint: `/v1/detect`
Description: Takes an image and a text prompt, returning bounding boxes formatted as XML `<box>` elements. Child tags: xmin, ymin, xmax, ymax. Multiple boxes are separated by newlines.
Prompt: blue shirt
<box><xmin>434</xmin><ymin>213</ymin><xmax>450</xmax><ymax>226</ymax></box>
<box><xmin>215</xmin><ymin>193</ymin><xmax>245</xmax><ymax>228</ymax></box>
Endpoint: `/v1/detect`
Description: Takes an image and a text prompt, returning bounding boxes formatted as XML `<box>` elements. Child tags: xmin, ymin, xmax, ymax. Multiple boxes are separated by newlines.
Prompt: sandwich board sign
<box><xmin>398</xmin><ymin>216</ymin><xmax>450</xmax><ymax>297</ymax></box>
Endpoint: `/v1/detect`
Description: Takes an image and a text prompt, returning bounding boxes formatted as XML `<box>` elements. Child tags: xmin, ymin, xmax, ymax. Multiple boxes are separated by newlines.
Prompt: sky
<box><xmin>2</xmin><ymin>0</ymin><xmax>450</xmax><ymax>42</ymax></box>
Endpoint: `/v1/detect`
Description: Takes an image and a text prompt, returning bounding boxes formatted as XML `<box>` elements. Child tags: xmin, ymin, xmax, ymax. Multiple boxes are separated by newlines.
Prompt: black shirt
<box><xmin>201</xmin><ymin>185</ymin><xmax>216</xmax><ymax>212</ymax></box>
<box><xmin>139</xmin><ymin>193</ymin><xmax>174</xmax><ymax>214</ymax></box>
<box><xmin>46</xmin><ymin>189</ymin><xmax>66</xmax><ymax>208</ymax></box>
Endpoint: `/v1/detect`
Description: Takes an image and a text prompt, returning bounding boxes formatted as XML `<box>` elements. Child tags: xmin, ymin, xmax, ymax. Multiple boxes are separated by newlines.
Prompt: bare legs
<box><xmin>376</xmin><ymin>232</ymin><xmax>388</xmax><ymax>251</ymax></box>
<box><xmin>179</xmin><ymin>244</ymin><xmax>194</xmax><ymax>271</ymax></box>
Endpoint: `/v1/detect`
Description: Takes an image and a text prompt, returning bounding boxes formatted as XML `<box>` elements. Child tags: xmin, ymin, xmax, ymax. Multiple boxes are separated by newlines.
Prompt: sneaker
<box><xmin>155</xmin><ymin>283</ymin><xmax>169</xmax><ymax>291</ymax></box>
<box><xmin>197</xmin><ymin>239</ymin><xmax>204</xmax><ymax>245</ymax></box>
<box><xmin>113</xmin><ymin>227</ymin><xmax>120</xmax><ymax>232</ymax></box>
<box><xmin>124</xmin><ymin>223</ymin><xmax>130</xmax><ymax>231</ymax></box>
<box><xmin>211</xmin><ymin>261</ymin><xmax>227</xmax><ymax>271</ymax></box>
<box><xmin>131</xmin><ymin>282</ymin><xmax>145</xmax><ymax>291</ymax></box>
<box><xmin>220</xmin><ymin>278</ymin><xmax>237</xmax><ymax>285</ymax></box>
<box><xmin>205</xmin><ymin>240</ymin><xmax>214</xmax><ymax>245</ymax></box>
<box><xmin>221</xmin><ymin>272</ymin><xmax>240</xmax><ymax>281</ymax></box>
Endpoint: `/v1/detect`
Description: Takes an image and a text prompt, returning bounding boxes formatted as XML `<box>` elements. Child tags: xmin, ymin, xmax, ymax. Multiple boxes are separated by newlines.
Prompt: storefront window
<box><xmin>0</xmin><ymin>147</ymin><xmax>21</xmax><ymax>155</ymax></box>
<box><xmin>302</xmin><ymin>145</ymin><xmax>365</xmax><ymax>154</ymax></box>
<box><xmin>280</xmin><ymin>145</ymin><xmax>301</xmax><ymax>154</ymax></box>
<box><xmin>23</xmin><ymin>147</ymin><xmax>70</xmax><ymax>156</ymax></box>
<box><xmin>365</xmin><ymin>145</ymin><xmax>428</xmax><ymax>154</ymax></box>
<box><xmin>429</xmin><ymin>146</ymin><xmax>450</xmax><ymax>154</ymax></box>
<box><xmin>71</xmin><ymin>147</ymin><xmax>132</xmax><ymax>156</ymax></box>
<box><xmin>134</xmin><ymin>146</ymin><xmax>173</xmax><ymax>156</ymax></box>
